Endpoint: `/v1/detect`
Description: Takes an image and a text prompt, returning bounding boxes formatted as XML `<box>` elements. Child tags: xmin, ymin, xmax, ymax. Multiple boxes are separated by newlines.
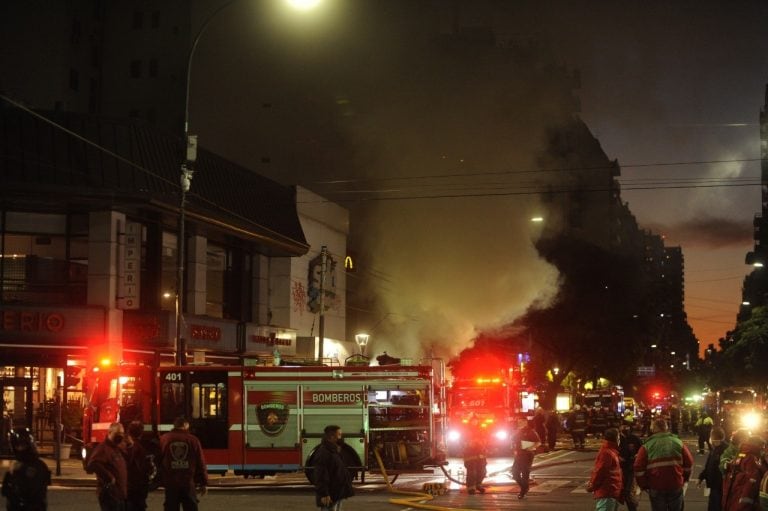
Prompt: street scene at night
<box><xmin>2</xmin><ymin>1</ymin><xmax>768</xmax><ymax>510</ymax></box>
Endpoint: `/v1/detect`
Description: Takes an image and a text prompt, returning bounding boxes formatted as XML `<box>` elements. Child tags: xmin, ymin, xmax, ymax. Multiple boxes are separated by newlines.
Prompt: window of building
<box><xmin>149</xmin><ymin>58</ymin><xmax>158</xmax><ymax>78</ymax></box>
<box><xmin>129</xmin><ymin>109</ymin><xmax>140</xmax><ymax>119</ymax></box>
<box><xmin>69</xmin><ymin>68</ymin><xmax>79</xmax><ymax>91</ymax></box>
<box><xmin>130</xmin><ymin>60</ymin><xmax>142</xmax><ymax>78</ymax></box>
<box><xmin>132</xmin><ymin>11</ymin><xmax>143</xmax><ymax>29</ymax></box>
<box><xmin>151</xmin><ymin>11</ymin><xmax>160</xmax><ymax>28</ymax></box>
<box><xmin>1</xmin><ymin>212</ymin><xmax>87</xmax><ymax>305</ymax></box>
<box><xmin>206</xmin><ymin>244</ymin><xmax>227</xmax><ymax>318</ymax></box>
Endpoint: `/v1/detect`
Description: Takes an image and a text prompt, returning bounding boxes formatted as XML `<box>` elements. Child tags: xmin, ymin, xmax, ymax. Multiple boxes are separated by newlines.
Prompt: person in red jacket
<box><xmin>634</xmin><ymin>418</ymin><xmax>694</xmax><ymax>511</ymax></box>
<box><xmin>160</xmin><ymin>416</ymin><xmax>208</xmax><ymax>511</ymax></box>
<box><xmin>587</xmin><ymin>428</ymin><xmax>623</xmax><ymax>511</ymax></box>
<box><xmin>721</xmin><ymin>436</ymin><xmax>766</xmax><ymax>511</ymax></box>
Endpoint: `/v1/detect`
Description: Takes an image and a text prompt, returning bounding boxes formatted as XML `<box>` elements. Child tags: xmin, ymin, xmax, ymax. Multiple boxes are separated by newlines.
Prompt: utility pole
<box><xmin>318</xmin><ymin>246</ymin><xmax>327</xmax><ymax>361</ymax></box>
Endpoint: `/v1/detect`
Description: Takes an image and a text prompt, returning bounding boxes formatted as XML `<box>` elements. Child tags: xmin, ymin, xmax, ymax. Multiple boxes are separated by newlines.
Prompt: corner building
<box><xmin>0</xmin><ymin>107</ymin><xmax>350</xmax><ymax>434</ymax></box>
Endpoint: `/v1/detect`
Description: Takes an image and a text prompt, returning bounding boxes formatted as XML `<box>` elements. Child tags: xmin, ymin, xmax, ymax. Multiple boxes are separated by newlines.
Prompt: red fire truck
<box><xmin>83</xmin><ymin>360</ymin><xmax>446</xmax><ymax>478</ymax></box>
<box><xmin>446</xmin><ymin>370</ymin><xmax>519</xmax><ymax>454</ymax></box>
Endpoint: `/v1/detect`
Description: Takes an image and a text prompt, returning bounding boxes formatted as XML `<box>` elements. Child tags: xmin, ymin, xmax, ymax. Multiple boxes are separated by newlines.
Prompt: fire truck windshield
<box><xmin>721</xmin><ymin>390</ymin><xmax>755</xmax><ymax>405</ymax></box>
<box><xmin>453</xmin><ymin>387</ymin><xmax>507</xmax><ymax>409</ymax></box>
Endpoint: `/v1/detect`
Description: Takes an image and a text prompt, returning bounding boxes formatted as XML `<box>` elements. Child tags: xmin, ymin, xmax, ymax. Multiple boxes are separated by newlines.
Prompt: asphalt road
<box><xmin>43</xmin><ymin>445</ymin><xmax>713</xmax><ymax>511</ymax></box>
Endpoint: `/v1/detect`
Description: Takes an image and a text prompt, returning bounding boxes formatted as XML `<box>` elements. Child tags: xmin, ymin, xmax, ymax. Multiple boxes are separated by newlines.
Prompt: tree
<box><xmin>718</xmin><ymin>306</ymin><xmax>768</xmax><ymax>387</ymax></box>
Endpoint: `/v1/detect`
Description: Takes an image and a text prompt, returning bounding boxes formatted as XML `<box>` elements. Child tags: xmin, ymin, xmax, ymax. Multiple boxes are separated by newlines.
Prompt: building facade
<box><xmin>0</xmin><ymin>106</ymin><xmax>352</xmax><ymax>440</ymax></box>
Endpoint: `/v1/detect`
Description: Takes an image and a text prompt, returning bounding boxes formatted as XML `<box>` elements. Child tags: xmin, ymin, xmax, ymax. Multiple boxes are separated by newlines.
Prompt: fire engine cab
<box><xmin>83</xmin><ymin>360</ymin><xmax>447</xmax><ymax>478</ymax></box>
<box><xmin>446</xmin><ymin>370</ymin><xmax>519</xmax><ymax>454</ymax></box>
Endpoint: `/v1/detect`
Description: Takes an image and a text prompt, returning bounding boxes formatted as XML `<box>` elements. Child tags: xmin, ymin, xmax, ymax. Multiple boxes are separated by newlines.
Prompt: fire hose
<box><xmin>373</xmin><ymin>448</ymin><xmax>473</xmax><ymax>511</ymax></box>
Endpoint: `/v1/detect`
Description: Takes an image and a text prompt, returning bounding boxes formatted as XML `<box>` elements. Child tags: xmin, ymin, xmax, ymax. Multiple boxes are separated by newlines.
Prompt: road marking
<box><xmin>571</xmin><ymin>484</ymin><xmax>590</xmax><ymax>494</ymax></box>
<box><xmin>528</xmin><ymin>479</ymin><xmax>571</xmax><ymax>493</ymax></box>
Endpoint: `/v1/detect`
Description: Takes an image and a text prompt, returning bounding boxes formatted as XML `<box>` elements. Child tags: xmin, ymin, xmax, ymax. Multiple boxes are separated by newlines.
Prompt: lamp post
<box><xmin>355</xmin><ymin>333</ymin><xmax>370</xmax><ymax>356</ymax></box>
<box><xmin>174</xmin><ymin>0</ymin><xmax>322</xmax><ymax>365</ymax></box>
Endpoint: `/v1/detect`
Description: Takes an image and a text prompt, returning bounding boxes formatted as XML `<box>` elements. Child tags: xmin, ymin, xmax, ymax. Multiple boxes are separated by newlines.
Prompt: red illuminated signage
<box><xmin>190</xmin><ymin>324</ymin><xmax>221</xmax><ymax>341</ymax></box>
<box><xmin>0</xmin><ymin>310</ymin><xmax>65</xmax><ymax>333</ymax></box>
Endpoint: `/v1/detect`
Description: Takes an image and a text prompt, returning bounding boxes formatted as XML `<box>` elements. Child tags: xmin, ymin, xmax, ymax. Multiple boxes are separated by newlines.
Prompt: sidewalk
<box><xmin>0</xmin><ymin>451</ymin><xmax>312</xmax><ymax>488</ymax></box>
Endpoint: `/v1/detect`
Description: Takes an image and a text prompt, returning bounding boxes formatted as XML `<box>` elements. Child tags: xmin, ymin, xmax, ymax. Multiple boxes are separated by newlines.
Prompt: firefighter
<box><xmin>462</xmin><ymin>415</ymin><xmax>488</xmax><ymax>495</ymax></box>
<box><xmin>569</xmin><ymin>405</ymin><xmax>588</xmax><ymax>449</ymax></box>
<box><xmin>696</xmin><ymin>412</ymin><xmax>714</xmax><ymax>454</ymax></box>
<box><xmin>160</xmin><ymin>416</ymin><xmax>208</xmax><ymax>511</ymax></box>
<box><xmin>1</xmin><ymin>428</ymin><xmax>51</xmax><ymax>511</ymax></box>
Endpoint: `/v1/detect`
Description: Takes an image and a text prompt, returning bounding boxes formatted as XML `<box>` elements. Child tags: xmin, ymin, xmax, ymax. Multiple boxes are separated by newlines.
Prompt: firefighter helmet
<box><xmin>9</xmin><ymin>427</ymin><xmax>36</xmax><ymax>455</ymax></box>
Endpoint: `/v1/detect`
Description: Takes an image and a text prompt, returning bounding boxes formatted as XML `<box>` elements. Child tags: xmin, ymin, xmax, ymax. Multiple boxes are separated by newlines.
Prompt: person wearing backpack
<box><xmin>721</xmin><ymin>436</ymin><xmax>766</xmax><ymax>511</ymax></box>
<box><xmin>698</xmin><ymin>426</ymin><xmax>728</xmax><ymax>511</ymax></box>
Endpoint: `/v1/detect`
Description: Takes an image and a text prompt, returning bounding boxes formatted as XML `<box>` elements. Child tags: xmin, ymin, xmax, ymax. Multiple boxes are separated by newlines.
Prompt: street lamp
<box><xmin>355</xmin><ymin>333</ymin><xmax>370</xmax><ymax>355</ymax></box>
<box><xmin>174</xmin><ymin>0</ymin><xmax>322</xmax><ymax>365</ymax></box>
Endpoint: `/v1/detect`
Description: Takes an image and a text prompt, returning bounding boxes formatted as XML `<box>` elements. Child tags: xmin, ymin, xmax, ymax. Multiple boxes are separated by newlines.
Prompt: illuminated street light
<box><xmin>355</xmin><ymin>333</ymin><xmax>370</xmax><ymax>355</ymax></box>
<box><xmin>530</xmin><ymin>216</ymin><xmax>544</xmax><ymax>223</ymax></box>
<box><xmin>286</xmin><ymin>0</ymin><xmax>322</xmax><ymax>10</ymax></box>
<box><xmin>175</xmin><ymin>0</ymin><xmax>323</xmax><ymax>365</ymax></box>
<box><xmin>742</xmin><ymin>301</ymin><xmax>751</xmax><ymax>306</ymax></box>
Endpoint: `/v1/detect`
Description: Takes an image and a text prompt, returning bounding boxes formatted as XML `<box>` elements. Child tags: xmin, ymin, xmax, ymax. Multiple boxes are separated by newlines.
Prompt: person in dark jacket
<box><xmin>511</xmin><ymin>417</ymin><xmax>541</xmax><ymax>499</ymax></box>
<box><xmin>87</xmin><ymin>422</ymin><xmax>128</xmax><ymax>511</ymax></box>
<box><xmin>587</xmin><ymin>428</ymin><xmax>623</xmax><ymax>511</ymax></box>
<box><xmin>1</xmin><ymin>428</ymin><xmax>51</xmax><ymax>511</ymax></box>
<box><xmin>532</xmin><ymin>408</ymin><xmax>547</xmax><ymax>450</ymax></box>
<box><xmin>619</xmin><ymin>421</ymin><xmax>643</xmax><ymax>511</ymax></box>
<box><xmin>569</xmin><ymin>405</ymin><xmax>588</xmax><ymax>449</ymax></box>
<box><xmin>125</xmin><ymin>421</ymin><xmax>155</xmax><ymax>511</ymax></box>
<box><xmin>545</xmin><ymin>410</ymin><xmax>561</xmax><ymax>451</ymax></box>
<box><xmin>159</xmin><ymin>416</ymin><xmax>208</xmax><ymax>511</ymax></box>
<box><xmin>313</xmin><ymin>425</ymin><xmax>354</xmax><ymax>511</ymax></box>
<box><xmin>697</xmin><ymin>426</ymin><xmax>728</xmax><ymax>511</ymax></box>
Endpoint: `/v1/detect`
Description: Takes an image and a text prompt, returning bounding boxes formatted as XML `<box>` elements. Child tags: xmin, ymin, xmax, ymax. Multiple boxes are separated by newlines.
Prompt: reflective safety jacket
<box><xmin>633</xmin><ymin>432</ymin><xmax>693</xmax><ymax>491</ymax></box>
<box><xmin>722</xmin><ymin>447</ymin><xmax>767</xmax><ymax>511</ymax></box>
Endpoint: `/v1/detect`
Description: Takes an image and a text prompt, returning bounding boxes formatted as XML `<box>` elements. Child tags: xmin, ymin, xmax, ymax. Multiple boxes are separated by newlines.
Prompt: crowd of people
<box><xmin>457</xmin><ymin>403</ymin><xmax>768</xmax><ymax>511</ymax></box>
<box><xmin>1</xmin><ymin>416</ymin><xmax>208</xmax><ymax>511</ymax></box>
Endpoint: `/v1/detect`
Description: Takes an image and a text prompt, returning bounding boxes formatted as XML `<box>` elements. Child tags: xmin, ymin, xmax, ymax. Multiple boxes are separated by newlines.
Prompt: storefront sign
<box><xmin>184</xmin><ymin>316</ymin><xmax>237</xmax><ymax>351</ymax></box>
<box><xmin>190</xmin><ymin>324</ymin><xmax>221</xmax><ymax>341</ymax></box>
<box><xmin>118</xmin><ymin>221</ymin><xmax>141</xmax><ymax>310</ymax></box>
<box><xmin>122</xmin><ymin>311</ymin><xmax>172</xmax><ymax>348</ymax></box>
<box><xmin>244</xmin><ymin>325</ymin><xmax>296</xmax><ymax>356</ymax></box>
<box><xmin>0</xmin><ymin>307</ymin><xmax>104</xmax><ymax>346</ymax></box>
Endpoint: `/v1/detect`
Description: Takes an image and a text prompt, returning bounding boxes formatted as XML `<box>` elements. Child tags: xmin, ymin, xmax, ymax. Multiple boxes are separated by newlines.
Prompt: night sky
<box><xmin>188</xmin><ymin>0</ymin><xmax>768</xmax><ymax>357</ymax></box>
